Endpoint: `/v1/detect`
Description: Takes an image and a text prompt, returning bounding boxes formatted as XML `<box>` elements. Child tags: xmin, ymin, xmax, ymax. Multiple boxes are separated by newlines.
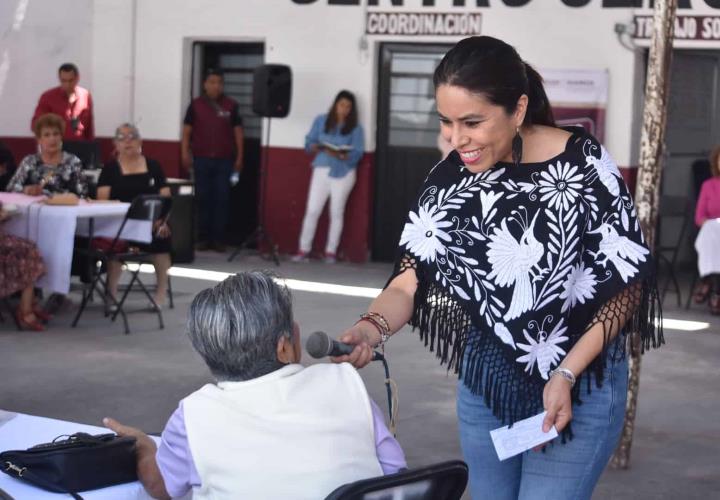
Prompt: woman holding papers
<box><xmin>334</xmin><ymin>36</ymin><xmax>662</xmax><ymax>500</ymax></box>
<box><xmin>292</xmin><ymin>90</ymin><xmax>364</xmax><ymax>263</ymax></box>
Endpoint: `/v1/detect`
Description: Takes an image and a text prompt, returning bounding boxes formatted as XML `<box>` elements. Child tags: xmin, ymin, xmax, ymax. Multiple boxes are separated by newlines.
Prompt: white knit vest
<box><xmin>183</xmin><ymin>363</ymin><xmax>383</xmax><ymax>500</ymax></box>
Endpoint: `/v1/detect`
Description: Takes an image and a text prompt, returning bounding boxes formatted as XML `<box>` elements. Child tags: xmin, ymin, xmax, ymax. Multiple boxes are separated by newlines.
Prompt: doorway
<box><xmin>373</xmin><ymin>43</ymin><xmax>451</xmax><ymax>262</ymax></box>
<box><xmin>661</xmin><ymin>50</ymin><xmax>720</xmax><ymax>266</ymax></box>
<box><xmin>191</xmin><ymin>42</ymin><xmax>264</xmax><ymax>245</ymax></box>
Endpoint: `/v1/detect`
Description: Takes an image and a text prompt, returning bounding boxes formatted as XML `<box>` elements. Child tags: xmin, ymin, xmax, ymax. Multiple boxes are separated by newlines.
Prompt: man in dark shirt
<box><xmin>181</xmin><ymin>69</ymin><xmax>244</xmax><ymax>252</ymax></box>
<box><xmin>32</xmin><ymin>63</ymin><xmax>94</xmax><ymax>140</ymax></box>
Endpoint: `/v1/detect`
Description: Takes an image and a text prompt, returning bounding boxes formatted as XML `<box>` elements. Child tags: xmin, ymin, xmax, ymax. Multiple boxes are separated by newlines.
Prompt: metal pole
<box><xmin>611</xmin><ymin>0</ymin><xmax>677</xmax><ymax>469</ymax></box>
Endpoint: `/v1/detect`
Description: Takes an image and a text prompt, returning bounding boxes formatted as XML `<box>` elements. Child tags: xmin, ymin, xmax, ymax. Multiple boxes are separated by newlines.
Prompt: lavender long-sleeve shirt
<box><xmin>156</xmin><ymin>399</ymin><xmax>406</xmax><ymax>498</ymax></box>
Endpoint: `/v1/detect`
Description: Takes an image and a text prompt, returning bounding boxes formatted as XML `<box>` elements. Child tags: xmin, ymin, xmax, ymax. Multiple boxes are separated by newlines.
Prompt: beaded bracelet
<box><xmin>355</xmin><ymin>312</ymin><xmax>391</xmax><ymax>348</ymax></box>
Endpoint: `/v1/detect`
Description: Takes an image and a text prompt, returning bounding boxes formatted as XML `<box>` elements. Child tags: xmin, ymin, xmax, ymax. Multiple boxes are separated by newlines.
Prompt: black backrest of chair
<box><xmin>62</xmin><ymin>140</ymin><xmax>101</xmax><ymax>169</ymax></box>
<box><xmin>656</xmin><ymin>194</ymin><xmax>693</xmax><ymax>253</ymax></box>
<box><xmin>127</xmin><ymin>195</ymin><xmax>172</xmax><ymax>222</ymax></box>
<box><xmin>658</xmin><ymin>194</ymin><xmax>690</xmax><ymax>218</ymax></box>
<box><xmin>691</xmin><ymin>159</ymin><xmax>711</xmax><ymax>200</ymax></box>
<box><xmin>324</xmin><ymin>460</ymin><xmax>468</xmax><ymax>500</ymax></box>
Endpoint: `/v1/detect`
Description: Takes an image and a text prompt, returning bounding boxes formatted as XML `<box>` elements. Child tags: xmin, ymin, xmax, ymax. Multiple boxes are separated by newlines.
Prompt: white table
<box><xmin>0</xmin><ymin>410</ymin><xmax>155</xmax><ymax>499</ymax></box>
<box><xmin>1</xmin><ymin>193</ymin><xmax>152</xmax><ymax>294</ymax></box>
<box><xmin>695</xmin><ymin>219</ymin><xmax>720</xmax><ymax>277</ymax></box>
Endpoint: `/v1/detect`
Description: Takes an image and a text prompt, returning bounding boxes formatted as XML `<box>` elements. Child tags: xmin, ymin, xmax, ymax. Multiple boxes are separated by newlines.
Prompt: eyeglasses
<box><xmin>115</xmin><ymin>133</ymin><xmax>139</xmax><ymax>141</ymax></box>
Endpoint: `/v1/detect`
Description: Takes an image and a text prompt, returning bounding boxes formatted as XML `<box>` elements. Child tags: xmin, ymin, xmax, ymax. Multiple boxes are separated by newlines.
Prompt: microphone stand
<box><xmin>228</xmin><ymin>116</ymin><xmax>280</xmax><ymax>265</ymax></box>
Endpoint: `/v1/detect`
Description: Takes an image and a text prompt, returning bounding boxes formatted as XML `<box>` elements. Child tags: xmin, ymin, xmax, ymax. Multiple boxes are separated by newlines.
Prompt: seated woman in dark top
<box><xmin>7</xmin><ymin>113</ymin><xmax>87</xmax><ymax>196</ymax></box>
<box><xmin>96</xmin><ymin>123</ymin><xmax>172</xmax><ymax>307</ymax></box>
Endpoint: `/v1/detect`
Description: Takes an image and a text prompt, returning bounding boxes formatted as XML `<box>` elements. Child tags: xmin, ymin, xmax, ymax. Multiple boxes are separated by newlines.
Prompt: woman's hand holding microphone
<box><xmin>331</xmin><ymin>320</ymin><xmax>382</xmax><ymax>369</ymax></box>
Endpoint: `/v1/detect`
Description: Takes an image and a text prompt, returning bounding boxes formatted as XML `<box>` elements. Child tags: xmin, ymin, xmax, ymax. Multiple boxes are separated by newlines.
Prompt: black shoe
<box><xmin>195</xmin><ymin>241</ymin><xmax>210</xmax><ymax>251</ymax></box>
<box><xmin>45</xmin><ymin>293</ymin><xmax>68</xmax><ymax>315</ymax></box>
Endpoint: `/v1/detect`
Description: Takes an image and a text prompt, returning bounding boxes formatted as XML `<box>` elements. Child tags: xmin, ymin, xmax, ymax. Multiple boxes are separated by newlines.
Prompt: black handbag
<box><xmin>0</xmin><ymin>432</ymin><xmax>137</xmax><ymax>500</ymax></box>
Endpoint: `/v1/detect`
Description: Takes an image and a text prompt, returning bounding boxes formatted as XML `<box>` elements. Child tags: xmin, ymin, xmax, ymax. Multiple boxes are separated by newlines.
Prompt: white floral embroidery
<box><xmin>399</xmin><ymin>205</ymin><xmax>452</xmax><ymax>263</ymax></box>
<box><xmin>480</xmin><ymin>190</ymin><xmax>503</xmax><ymax>220</ymax></box>
<box><xmin>559</xmin><ymin>263</ymin><xmax>597</xmax><ymax>312</ymax></box>
<box><xmin>487</xmin><ymin>212</ymin><xmax>544</xmax><ymax>321</ymax></box>
<box><xmin>493</xmin><ymin>323</ymin><xmax>516</xmax><ymax>350</ymax></box>
<box><xmin>537</xmin><ymin>161</ymin><xmax>584</xmax><ymax>211</ymax></box>
<box><xmin>515</xmin><ymin>317</ymin><xmax>569</xmax><ymax>380</ymax></box>
<box><xmin>587</xmin><ymin>222</ymin><xmax>649</xmax><ymax>282</ymax></box>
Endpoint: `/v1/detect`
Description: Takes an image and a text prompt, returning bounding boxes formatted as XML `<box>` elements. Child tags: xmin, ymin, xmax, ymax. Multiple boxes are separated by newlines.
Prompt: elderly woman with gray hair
<box><xmin>96</xmin><ymin>123</ymin><xmax>172</xmax><ymax>307</ymax></box>
<box><xmin>104</xmin><ymin>271</ymin><xmax>405</xmax><ymax>500</ymax></box>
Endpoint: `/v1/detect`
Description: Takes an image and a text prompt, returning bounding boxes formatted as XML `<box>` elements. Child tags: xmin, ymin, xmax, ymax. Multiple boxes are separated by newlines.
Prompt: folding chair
<box><xmin>655</xmin><ymin>195</ymin><xmax>693</xmax><ymax>307</ymax></box>
<box><xmin>324</xmin><ymin>460</ymin><xmax>468</xmax><ymax>500</ymax></box>
<box><xmin>71</xmin><ymin>195</ymin><xmax>172</xmax><ymax>334</ymax></box>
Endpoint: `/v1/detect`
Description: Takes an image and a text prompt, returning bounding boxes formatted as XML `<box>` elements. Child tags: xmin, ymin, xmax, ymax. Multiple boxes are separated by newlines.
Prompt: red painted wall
<box><xmin>262</xmin><ymin>147</ymin><xmax>373</xmax><ymax>263</ymax></box>
<box><xmin>1</xmin><ymin>136</ymin><xmax>373</xmax><ymax>262</ymax></box>
<box><xmin>1</xmin><ymin>135</ymin><xmax>638</xmax><ymax>263</ymax></box>
<box><xmin>1</xmin><ymin>137</ymin><xmax>183</xmax><ymax>178</ymax></box>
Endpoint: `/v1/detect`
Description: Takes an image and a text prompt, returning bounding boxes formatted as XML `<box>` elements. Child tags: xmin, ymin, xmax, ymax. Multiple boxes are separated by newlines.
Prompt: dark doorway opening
<box><xmin>192</xmin><ymin>42</ymin><xmax>265</xmax><ymax>246</ymax></box>
<box><xmin>373</xmin><ymin>43</ymin><xmax>451</xmax><ymax>261</ymax></box>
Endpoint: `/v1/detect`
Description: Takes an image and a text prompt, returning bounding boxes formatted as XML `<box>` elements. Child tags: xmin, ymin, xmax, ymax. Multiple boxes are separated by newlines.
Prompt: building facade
<box><xmin>1</xmin><ymin>0</ymin><xmax>718</xmax><ymax>261</ymax></box>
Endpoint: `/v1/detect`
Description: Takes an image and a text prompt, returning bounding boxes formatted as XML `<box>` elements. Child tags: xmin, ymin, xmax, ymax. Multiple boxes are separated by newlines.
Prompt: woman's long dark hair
<box><xmin>324</xmin><ymin>90</ymin><xmax>358</xmax><ymax>135</ymax></box>
<box><xmin>433</xmin><ymin>36</ymin><xmax>555</xmax><ymax>127</ymax></box>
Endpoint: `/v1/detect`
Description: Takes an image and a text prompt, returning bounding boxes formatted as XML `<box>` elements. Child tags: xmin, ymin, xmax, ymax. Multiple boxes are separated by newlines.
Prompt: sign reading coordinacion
<box><xmin>366</xmin><ymin>12</ymin><xmax>482</xmax><ymax>36</ymax></box>
<box><xmin>633</xmin><ymin>15</ymin><xmax>720</xmax><ymax>41</ymax></box>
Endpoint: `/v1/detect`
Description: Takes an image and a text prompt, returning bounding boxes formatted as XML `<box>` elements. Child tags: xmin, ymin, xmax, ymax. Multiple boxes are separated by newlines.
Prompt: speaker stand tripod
<box><xmin>228</xmin><ymin>117</ymin><xmax>280</xmax><ymax>265</ymax></box>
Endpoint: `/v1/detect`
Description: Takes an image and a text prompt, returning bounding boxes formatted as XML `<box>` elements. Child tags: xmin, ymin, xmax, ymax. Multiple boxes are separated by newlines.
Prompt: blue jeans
<box><xmin>457</xmin><ymin>350</ymin><xmax>628</xmax><ymax>500</ymax></box>
<box><xmin>194</xmin><ymin>157</ymin><xmax>233</xmax><ymax>243</ymax></box>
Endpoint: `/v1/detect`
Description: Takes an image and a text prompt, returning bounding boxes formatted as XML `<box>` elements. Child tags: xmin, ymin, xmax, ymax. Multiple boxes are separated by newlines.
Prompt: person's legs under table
<box><xmin>209</xmin><ymin>158</ymin><xmax>233</xmax><ymax>251</ymax></box>
<box><xmin>193</xmin><ymin>157</ymin><xmax>213</xmax><ymax>249</ymax></box>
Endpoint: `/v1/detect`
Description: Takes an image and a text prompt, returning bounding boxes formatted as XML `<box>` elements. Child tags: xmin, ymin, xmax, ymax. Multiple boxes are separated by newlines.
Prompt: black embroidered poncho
<box><xmin>392</xmin><ymin>129</ymin><xmax>662</xmax><ymax>426</ymax></box>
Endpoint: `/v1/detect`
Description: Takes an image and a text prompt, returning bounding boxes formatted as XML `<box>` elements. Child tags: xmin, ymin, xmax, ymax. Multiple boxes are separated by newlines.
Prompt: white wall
<box><xmin>91</xmin><ymin>0</ymin><xmax>134</xmax><ymax>137</ymax></box>
<box><xmin>0</xmin><ymin>0</ymin><xmax>93</xmax><ymax>136</ymax></box>
<box><xmin>5</xmin><ymin>0</ymin><xmax>720</xmax><ymax>166</ymax></box>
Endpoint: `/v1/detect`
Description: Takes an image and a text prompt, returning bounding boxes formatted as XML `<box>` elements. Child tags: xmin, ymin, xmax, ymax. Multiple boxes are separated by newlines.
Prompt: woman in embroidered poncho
<box><xmin>333</xmin><ymin>37</ymin><xmax>662</xmax><ymax>500</ymax></box>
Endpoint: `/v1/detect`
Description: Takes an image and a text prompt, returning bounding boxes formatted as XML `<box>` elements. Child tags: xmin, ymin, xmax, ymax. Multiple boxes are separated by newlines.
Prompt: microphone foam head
<box><xmin>305</xmin><ymin>331</ymin><xmax>332</xmax><ymax>359</ymax></box>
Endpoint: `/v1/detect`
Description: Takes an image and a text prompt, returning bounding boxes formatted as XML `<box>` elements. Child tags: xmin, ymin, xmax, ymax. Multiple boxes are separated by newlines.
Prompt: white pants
<box><xmin>298</xmin><ymin>167</ymin><xmax>356</xmax><ymax>254</ymax></box>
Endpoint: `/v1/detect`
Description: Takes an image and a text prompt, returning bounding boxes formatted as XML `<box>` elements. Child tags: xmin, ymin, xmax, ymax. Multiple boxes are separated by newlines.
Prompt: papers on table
<box><xmin>490</xmin><ymin>411</ymin><xmax>558</xmax><ymax>461</ymax></box>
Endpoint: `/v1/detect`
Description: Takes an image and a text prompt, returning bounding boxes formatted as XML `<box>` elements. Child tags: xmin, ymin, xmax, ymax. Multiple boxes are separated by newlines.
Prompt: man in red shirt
<box><xmin>31</xmin><ymin>63</ymin><xmax>94</xmax><ymax>140</ymax></box>
<box><xmin>182</xmin><ymin>69</ymin><xmax>244</xmax><ymax>252</ymax></box>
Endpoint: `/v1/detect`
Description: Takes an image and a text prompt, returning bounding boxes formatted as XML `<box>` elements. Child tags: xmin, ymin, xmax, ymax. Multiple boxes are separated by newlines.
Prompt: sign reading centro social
<box><xmin>366</xmin><ymin>12</ymin><xmax>482</xmax><ymax>36</ymax></box>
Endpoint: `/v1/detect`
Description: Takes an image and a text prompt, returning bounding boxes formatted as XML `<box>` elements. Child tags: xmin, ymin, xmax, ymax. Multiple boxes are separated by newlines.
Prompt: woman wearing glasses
<box><xmin>96</xmin><ymin>123</ymin><xmax>172</xmax><ymax>308</ymax></box>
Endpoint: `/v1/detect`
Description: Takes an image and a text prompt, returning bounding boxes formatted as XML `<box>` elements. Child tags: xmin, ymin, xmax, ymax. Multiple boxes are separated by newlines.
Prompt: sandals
<box><xmin>33</xmin><ymin>306</ymin><xmax>52</xmax><ymax>323</ymax></box>
<box><xmin>693</xmin><ymin>282</ymin><xmax>712</xmax><ymax>304</ymax></box>
<box><xmin>16</xmin><ymin>309</ymin><xmax>45</xmax><ymax>331</ymax></box>
<box><xmin>710</xmin><ymin>293</ymin><xmax>720</xmax><ymax>316</ymax></box>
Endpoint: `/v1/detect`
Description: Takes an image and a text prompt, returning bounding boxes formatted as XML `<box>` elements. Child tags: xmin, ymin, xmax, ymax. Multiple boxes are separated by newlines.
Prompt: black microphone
<box><xmin>305</xmin><ymin>331</ymin><xmax>384</xmax><ymax>361</ymax></box>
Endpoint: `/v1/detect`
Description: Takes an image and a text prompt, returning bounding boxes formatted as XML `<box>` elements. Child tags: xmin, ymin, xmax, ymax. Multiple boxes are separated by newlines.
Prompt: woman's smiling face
<box><xmin>436</xmin><ymin>84</ymin><xmax>526</xmax><ymax>173</ymax></box>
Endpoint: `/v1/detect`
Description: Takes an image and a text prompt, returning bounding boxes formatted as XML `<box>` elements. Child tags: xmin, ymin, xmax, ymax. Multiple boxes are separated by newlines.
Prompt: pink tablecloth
<box><xmin>1</xmin><ymin>193</ymin><xmax>151</xmax><ymax>294</ymax></box>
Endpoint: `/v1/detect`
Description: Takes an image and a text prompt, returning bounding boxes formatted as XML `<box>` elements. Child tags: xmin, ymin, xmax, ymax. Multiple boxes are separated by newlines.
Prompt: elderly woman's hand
<box><xmin>23</xmin><ymin>185</ymin><xmax>43</xmax><ymax>196</ymax></box>
<box><xmin>331</xmin><ymin>322</ymin><xmax>381</xmax><ymax>369</ymax></box>
<box><xmin>104</xmin><ymin>417</ymin><xmax>170</xmax><ymax>500</ymax></box>
<box><xmin>103</xmin><ymin>417</ymin><xmax>156</xmax><ymax>454</ymax></box>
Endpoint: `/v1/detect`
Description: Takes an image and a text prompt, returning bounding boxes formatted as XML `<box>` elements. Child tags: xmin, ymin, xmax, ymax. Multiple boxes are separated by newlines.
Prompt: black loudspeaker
<box><xmin>252</xmin><ymin>64</ymin><xmax>292</xmax><ymax>118</ymax></box>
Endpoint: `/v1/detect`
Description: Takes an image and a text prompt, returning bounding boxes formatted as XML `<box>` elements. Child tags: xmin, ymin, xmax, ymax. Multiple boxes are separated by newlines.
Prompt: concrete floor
<box><xmin>1</xmin><ymin>252</ymin><xmax>718</xmax><ymax>499</ymax></box>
